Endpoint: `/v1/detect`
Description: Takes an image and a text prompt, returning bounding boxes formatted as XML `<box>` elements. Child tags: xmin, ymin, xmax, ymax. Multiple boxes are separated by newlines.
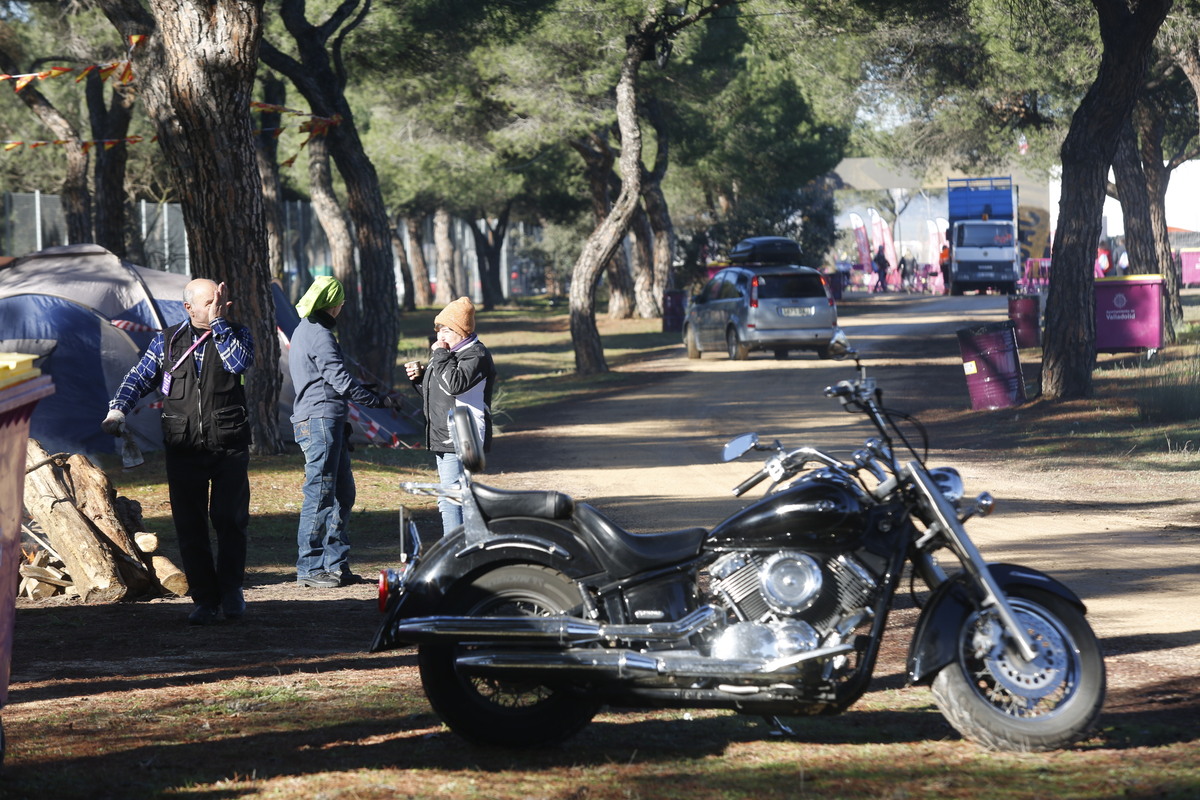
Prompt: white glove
<box><xmin>101</xmin><ymin>409</ymin><xmax>126</xmax><ymax>436</ymax></box>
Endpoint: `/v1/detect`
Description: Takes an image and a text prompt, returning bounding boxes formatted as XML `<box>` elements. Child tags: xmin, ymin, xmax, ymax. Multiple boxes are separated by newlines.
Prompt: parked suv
<box><xmin>683</xmin><ymin>237</ymin><xmax>839</xmax><ymax>360</ymax></box>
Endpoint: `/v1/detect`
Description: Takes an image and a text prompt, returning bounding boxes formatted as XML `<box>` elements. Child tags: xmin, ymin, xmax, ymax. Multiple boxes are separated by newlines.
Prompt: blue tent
<box><xmin>0</xmin><ymin>244</ymin><xmax>415</xmax><ymax>456</ymax></box>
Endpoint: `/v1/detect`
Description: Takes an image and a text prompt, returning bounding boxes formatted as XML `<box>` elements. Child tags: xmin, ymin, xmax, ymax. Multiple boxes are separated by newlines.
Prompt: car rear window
<box><xmin>755</xmin><ymin>273</ymin><xmax>826</xmax><ymax>299</ymax></box>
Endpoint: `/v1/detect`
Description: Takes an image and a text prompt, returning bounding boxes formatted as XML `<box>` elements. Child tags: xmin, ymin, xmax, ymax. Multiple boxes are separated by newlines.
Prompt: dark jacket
<box><xmin>414</xmin><ymin>336</ymin><xmax>496</xmax><ymax>454</ymax></box>
<box><xmin>160</xmin><ymin>321</ymin><xmax>251</xmax><ymax>453</ymax></box>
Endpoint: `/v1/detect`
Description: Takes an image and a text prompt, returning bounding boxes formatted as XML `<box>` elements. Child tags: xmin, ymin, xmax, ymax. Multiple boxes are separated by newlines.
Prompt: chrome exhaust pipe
<box><xmin>389</xmin><ymin>605</ymin><xmax>724</xmax><ymax>646</ymax></box>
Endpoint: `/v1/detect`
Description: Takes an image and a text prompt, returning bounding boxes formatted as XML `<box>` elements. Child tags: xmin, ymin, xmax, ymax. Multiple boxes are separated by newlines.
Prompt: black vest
<box><xmin>160</xmin><ymin>322</ymin><xmax>251</xmax><ymax>453</ymax></box>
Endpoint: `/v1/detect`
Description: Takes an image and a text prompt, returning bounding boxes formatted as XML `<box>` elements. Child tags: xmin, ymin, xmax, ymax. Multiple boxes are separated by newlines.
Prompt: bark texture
<box><xmin>1041</xmin><ymin>0</ymin><xmax>1171</xmax><ymax>400</ymax></box>
<box><xmin>97</xmin><ymin>0</ymin><xmax>283</xmax><ymax>453</ymax></box>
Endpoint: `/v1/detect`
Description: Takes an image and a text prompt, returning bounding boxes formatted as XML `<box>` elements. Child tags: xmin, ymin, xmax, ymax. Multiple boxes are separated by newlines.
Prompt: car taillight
<box><xmin>750</xmin><ymin>276</ymin><xmax>759</xmax><ymax>308</ymax></box>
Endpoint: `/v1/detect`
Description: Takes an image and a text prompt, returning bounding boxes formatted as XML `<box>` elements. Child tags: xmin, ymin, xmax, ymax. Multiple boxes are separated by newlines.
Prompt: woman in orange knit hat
<box><xmin>405</xmin><ymin>296</ymin><xmax>496</xmax><ymax>536</ymax></box>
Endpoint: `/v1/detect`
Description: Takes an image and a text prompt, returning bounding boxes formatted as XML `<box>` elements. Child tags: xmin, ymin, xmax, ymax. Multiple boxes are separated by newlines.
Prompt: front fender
<box><xmin>906</xmin><ymin>563</ymin><xmax>1087</xmax><ymax>685</ymax></box>
<box><xmin>369</xmin><ymin>516</ymin><xmax>603</xmax><ymax>652</ymax></box>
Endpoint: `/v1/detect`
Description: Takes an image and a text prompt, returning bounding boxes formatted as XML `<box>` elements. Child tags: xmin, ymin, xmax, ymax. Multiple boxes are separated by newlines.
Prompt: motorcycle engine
<box><xmin>706</xmin><ymin>550</ymin><xmax>880</xmax><ymax>661</ymax></box>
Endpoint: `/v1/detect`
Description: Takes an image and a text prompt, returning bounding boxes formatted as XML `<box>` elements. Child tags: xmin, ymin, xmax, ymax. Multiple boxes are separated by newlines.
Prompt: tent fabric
<box><xmin>0</xmin><ymin>244</ymin><xmax>415</xmax><ymax>457</ymax></box>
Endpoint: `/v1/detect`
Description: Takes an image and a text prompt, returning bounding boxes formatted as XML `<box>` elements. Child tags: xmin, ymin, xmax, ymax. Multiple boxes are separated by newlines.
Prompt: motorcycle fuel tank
<box><xmin>707</xmin><ymin>474</ymin><xmax>867</xmax><ymax>550</ymax></box>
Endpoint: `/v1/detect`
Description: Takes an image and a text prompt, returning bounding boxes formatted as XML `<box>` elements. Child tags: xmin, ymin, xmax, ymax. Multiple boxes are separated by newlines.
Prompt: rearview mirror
<box><xmin>722</xmin><ymin>433</ymin><xmax>758</xmax><ymax>462</ymax></box>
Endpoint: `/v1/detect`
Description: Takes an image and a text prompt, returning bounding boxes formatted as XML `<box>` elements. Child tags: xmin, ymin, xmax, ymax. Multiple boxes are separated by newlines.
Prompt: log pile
<box><xmin>21</xmin><ymin>439</ymin><xmax>188</xmax><ymax>602</ymax></box>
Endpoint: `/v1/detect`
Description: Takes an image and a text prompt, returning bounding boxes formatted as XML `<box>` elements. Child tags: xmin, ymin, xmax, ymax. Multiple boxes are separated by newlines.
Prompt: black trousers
<box><xmin>164</xmin><ymin>448</ymin><xmax>250</xmax><ymax>608</ymax></box>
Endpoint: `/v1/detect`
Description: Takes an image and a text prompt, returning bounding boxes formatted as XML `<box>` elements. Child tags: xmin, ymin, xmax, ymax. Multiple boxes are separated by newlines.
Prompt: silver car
<box><xmin>683</xmin><ymin>263</ymin><xmax>839</xmax><ymax>360</ymax></box>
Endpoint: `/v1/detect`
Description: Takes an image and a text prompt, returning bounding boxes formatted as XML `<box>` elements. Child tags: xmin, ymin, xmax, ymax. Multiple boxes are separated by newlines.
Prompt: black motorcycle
<box><xmin>371</xmin><ymin>343</ymin><xmax>1106</xmax><ymax>753</ymax></box>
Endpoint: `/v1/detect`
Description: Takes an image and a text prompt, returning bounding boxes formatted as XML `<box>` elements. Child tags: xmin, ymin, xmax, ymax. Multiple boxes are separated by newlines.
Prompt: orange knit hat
<box><xmin>434</xmin><ymin>296</ymin><xmax>476</xmax><ymax>337</ymax></box>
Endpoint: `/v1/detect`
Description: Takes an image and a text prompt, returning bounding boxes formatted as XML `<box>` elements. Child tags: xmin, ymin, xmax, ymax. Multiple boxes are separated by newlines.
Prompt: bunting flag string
<box><xmin>2</xmin><ymin>33</ymin><xmax>339</xmax><ymax>167</ymax></box>
<box><xmin>1</xmin><ymin>34</ymin><xmax>144</xmax><ymax>90</ymax></box>
<box><xmin>2</xmin><ymin>122</ymin><xmax>334</xmax><ymax>156</ymax></box>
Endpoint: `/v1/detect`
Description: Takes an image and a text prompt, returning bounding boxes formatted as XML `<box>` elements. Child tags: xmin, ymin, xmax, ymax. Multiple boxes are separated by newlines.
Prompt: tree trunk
<box><xmin>1111</xmin><ymin>120</ymin><xmax>1158</xmax><ymax>278</ymax></box>
<box><xmin>642</xmin><ymin>98</ymin><xmax>676</xmax><ymax>298</ymax></box>
<box><xmin>472</xmin><ymin>205</ymin><xmax>511</xmax><ymax>311</ymax></box>
<box><xmin>307</xmin><ymin>133</ymin><xmax>360</xmax><ymax>351</ymax></box>
<box><xmin>98</xmin><ymin>0</ymin><xmax>284</xmax><ymax>455</ymax></box>
<box><xmin>406</xmin><ymin>215</ymin><xmax>433</xmax><ymax>307</ymax></box>
<box><xmin>569</xmin><ymin>27</ymin><xmax>651</xmax><ymax>374</ymax></box>
<box><xmin>87</xmin><ymin>75</ymin><xmax>135</xmax><ymax>257</ymax></box>
<box><xmin>1041</xmin><ymin>0</ymin><xmax>1170</xmax><ymax>400</ymax></box>
<box><xmin>256</xmin><ymin>75</ymin><xmax>287</xmax><ymax>282</ymax></box>
<box><xmin>629</xmin><ymin>203</ymin><xmax>659</xmax><ymax>318</ymax></box>
<box><xmin>391</xmin><ymin>219</ymin><xmax>417</xmax><ymax>312</ymax></box>
<box><xmin>1</xmin><ymin>58</ymin><xmax>92</xmax><ymax>244</ymax></box>
<box><xmin>259</xmin><ymin>0</ymin><xmax>400</xmax><ymax>388</ymax></box>
<box><xmin>434</xmin><ymin>207</ymin><xmax>458</xmax><ymax>304</ymax></box>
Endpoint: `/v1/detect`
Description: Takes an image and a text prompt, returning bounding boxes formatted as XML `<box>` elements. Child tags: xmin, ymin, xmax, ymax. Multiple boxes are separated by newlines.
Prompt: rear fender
<box><xmin>906</xmin><ymin>563</ymin><xmax>1087</xmax><ymax>684</ymax></box>
<box><xmin>369</xmin><ymin>516</ymin><xmax>602</xmax><ymax>652</ymax></box>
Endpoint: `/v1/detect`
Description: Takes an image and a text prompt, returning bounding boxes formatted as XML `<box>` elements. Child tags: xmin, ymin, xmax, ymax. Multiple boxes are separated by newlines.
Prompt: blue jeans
<box><xmin>435</xmin><ymin>451</ymin><xmax>464</xmax><ymax>535</ymax></box>
<box><xmin>294</xmin><ymin>417</ymin><xmax>354</xmax><ymax>577</ymax></box>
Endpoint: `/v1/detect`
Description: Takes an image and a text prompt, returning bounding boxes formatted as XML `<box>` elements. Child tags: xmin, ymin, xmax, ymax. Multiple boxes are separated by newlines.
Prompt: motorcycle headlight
<box><xmin>929</xmin><ymin>467</ymin><xmax>964</xmax><ymax>505</ymax></box>
<box><xmin>759</xmin><ymin>551</ymin><xmax>823</xmax><ymax>614</ymax></box>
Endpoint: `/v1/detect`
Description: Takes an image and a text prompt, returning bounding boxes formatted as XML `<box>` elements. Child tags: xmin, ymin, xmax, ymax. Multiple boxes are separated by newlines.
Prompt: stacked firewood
<box><xmin>21</xmin><ymin>439</ymin><xmax>187</xmax><ymax>602</ymax></box>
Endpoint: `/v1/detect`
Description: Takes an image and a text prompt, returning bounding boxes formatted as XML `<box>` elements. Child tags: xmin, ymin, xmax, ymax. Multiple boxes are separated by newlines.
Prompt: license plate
<box><xmin>780</xmin><ymin>306</ymin><xmax>814</xmax><ymax>317</ymax></box>
<box><xmin>977</xmin><ymin>265</ymin><xmax>995</xmax><ymax>272</ymax></box>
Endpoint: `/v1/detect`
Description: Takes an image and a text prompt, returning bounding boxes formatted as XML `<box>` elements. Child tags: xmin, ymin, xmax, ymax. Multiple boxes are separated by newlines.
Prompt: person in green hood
<box><xmin>289</xmin><ymin>276</ymin><xmax>396</xmax><ymax>587</ymax></box>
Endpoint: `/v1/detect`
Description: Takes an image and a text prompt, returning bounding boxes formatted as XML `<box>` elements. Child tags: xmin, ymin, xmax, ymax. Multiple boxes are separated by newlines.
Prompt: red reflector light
<box><xmin>750</xmin><ymin>276</ymin><xmax>759</xmax><ymax>308</ymax></box>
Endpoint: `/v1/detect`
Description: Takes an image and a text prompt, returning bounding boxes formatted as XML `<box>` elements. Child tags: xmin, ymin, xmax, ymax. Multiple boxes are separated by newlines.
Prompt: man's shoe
<box><xmin>339</xmin><ymin>571</ymin><xmax>365</xmax><ymax>586</ymax></box>
<box><xmin>222</xmin><ymin>588</ymin><xmax>245</xmax><ymax>620</ymax></box>
<box><xmin>188</xmin><ymin>604</ymin><xmax>221</xmax><ymax>626</ymax></box>
<box><xmin>297</xmin><ymin>572</ymin><xmax>340</xmax><ymax>588</ymax></box>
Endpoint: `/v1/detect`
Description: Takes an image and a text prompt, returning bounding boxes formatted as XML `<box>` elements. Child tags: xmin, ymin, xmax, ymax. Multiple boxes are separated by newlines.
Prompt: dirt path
<box><xmin>487</xmin><ymin>292</ymin><xmax>1200</xmax><ymax>683</ymax></box>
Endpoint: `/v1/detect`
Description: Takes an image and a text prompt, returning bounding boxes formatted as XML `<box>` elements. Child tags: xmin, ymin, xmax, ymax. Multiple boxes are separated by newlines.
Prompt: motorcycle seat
<box><xmin>573</xmin><ymin>502</ymin><xmax>707</xmax><ymax>579</ymax></box>
<box><xmin>471</xmin><ymin>482</ymin><xmax>575</xmax><ymax>521</ymax></box>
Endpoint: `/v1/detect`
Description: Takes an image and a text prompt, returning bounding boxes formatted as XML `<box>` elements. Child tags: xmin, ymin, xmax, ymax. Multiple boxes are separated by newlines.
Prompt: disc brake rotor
<box><xmin>981</xmin><ymin>607</ymin><xmax>1068</xmax><ymax>700</ymax></box>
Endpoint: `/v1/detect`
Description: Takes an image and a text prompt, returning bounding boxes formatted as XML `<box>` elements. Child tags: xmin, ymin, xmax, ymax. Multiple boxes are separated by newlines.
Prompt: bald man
<box><xmin>103</xmin><ymin>278</ymin><xmax>255</xmax><ymax>625</ymax></box>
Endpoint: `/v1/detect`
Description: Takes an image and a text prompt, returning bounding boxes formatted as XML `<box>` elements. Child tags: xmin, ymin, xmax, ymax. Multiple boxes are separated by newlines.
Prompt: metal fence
<box><xmin>3</xmin><ymin>191</ymin><xmax>543</xmax><ymax>304</ymax></box>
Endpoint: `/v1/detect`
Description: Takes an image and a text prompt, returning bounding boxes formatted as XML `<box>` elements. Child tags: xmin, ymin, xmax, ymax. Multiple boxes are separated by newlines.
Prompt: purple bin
<box><xmin>1008</xmin><ymin>294</ymin><xmax>1040</xmax><ymax>348</ymax></box>
<box><xmin>957</xmin><ymin>320</ymin><xmax>1025</xmax><ymax>411</ymax></box>
<box><xmin>1095</xmin><ymin>275</ymin><xmax>1164</xmax><ymax>352</ymax></box>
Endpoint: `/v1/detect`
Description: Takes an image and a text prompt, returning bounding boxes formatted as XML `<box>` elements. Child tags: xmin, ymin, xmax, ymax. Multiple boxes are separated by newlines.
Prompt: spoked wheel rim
<box><xmin>958</xmin><ymin>598</ymin><xmax>1082</xmax><ymax>720</ymax></box>
<box><xmin>459</xmin><ymin>594</ymin><xmax>559</xmax><ymax>710</ymax></box>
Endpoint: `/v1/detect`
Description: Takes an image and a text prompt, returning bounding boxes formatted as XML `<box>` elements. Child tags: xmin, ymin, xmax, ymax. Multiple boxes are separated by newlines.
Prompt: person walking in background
<box><xmin>872</xmin><ymin>246</ymin><xmax>889</xmax><ymax>293</ymax></box>
<box><xmin>101</xmin><ymin>278</ymin><xmax>254</xmax><ymax>625</ymax></box>
<box><xmin>290</xmin><ymin>276</ymin><xmax>397</xmax><ymax>588</ymax></box>
<box><xmin>405</xmin><ymin>296</ymin><xmax>496</xmax><ymax>536</ymax></box>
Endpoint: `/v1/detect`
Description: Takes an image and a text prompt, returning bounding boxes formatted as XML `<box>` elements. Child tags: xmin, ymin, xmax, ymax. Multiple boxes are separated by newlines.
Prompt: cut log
<box><xmin>151</xmin><ymin>556</ymin><xmax>189</xmax><ymax>597</ymax></box>
<box><xmin>133</xmin><ymin>532</ymin><xmax>159</xmax><ymax>553</ymax></box>
<box><xmin>19</xmin><ymin>564</ymin><xmax>71</xmax><ymax>587</ymax></box>
<box><xmin>23</xmin><ymin>440</ymin><xmax>126</xmax><ymax>603</ymax></box>
<box><xmin>65</xmin><ymin>454</ymin><xmax>154</xmax><ymax>593</ymax></box>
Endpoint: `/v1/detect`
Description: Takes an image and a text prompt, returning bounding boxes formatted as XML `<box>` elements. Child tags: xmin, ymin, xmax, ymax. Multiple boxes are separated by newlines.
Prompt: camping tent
<box><xmin>0</xmin><ymin>244</ymin><xmax>416</xmax><ymax>456</ymax></box>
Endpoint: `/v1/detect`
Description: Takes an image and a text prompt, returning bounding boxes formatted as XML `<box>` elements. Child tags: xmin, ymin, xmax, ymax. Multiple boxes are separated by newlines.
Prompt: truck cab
<box><xmin>947</xmin><ymin>177</ymin><xmax>1021</xmax><ymax>295</ymax></box>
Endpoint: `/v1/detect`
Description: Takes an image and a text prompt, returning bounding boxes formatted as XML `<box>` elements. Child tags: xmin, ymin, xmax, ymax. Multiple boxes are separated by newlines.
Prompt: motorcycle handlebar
<box><xmin>732</xmin><ymin>467</ymin><xmax>770</xmax><ymax>497</ymax></box>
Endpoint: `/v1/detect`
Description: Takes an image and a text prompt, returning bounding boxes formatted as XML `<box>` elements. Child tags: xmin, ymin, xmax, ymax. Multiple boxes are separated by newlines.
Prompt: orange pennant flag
<box><xmin>44</xmin><ymin>66</ymin><xmax>74</xmax><ymax>79</ymax></box>
<box><xmin>128</xmin><ymin>34</ymin><xmax>147</xmax><ymax>48</ymax></box>
<box><xmin>4</xmin><ymin>142</ymin><xmax>23</xmax><ymax>151</ymax></box>
<box><xmin>81</xmin><ymin>142</ymin><xmax>94</xmax><ymax>154</ymax></box>
<box><xmin>75</xmin><ymin>65</ymin><xmax>97</xmax><ymax>83</ymax></box>
<box><xmin>14</xmin><ymin>75</ymin><xmax>36</xmax><ymax>92</ymax></box>
<box><xmin>119</xmin><ymin>62</ymin><xmax>134</xmax><ymax>83</ymax></box>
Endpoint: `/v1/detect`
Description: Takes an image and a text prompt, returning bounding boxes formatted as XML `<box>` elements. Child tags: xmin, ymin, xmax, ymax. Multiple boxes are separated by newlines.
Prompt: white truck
<box><xmin>946</xmin><ymin>176</ymin><xmax>1021</xmax><ymax>295</ymax></box>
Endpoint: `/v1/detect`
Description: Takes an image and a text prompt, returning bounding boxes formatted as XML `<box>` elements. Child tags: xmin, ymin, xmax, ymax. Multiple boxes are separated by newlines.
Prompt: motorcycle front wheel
<box><xmin>931</xmin><ymin>586</ymin><xmax>1106</xmax><ymax>752</ymax></box>
<box><xmin>418</xmin><ymin>564</ymin><xmax>601</xmax><ymax>747</ymax></box>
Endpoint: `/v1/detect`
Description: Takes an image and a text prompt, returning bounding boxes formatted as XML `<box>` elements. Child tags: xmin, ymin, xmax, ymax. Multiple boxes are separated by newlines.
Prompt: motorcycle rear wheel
<box><xmin>931</xmin><ymin>587</ymin><xmax>1105</xmax><ymax>752</ymax></box>
<box><xmin>418</xmin><ymin>564</ymin><xmax>601</xmax><ymax>747</ymax></box>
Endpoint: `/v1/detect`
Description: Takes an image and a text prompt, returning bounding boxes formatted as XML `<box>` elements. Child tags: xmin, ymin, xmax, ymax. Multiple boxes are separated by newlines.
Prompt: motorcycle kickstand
<box><xmin>762</xmin><ymin>715</ymin><xmax>796</xmax><ymax>737</ymax></box>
